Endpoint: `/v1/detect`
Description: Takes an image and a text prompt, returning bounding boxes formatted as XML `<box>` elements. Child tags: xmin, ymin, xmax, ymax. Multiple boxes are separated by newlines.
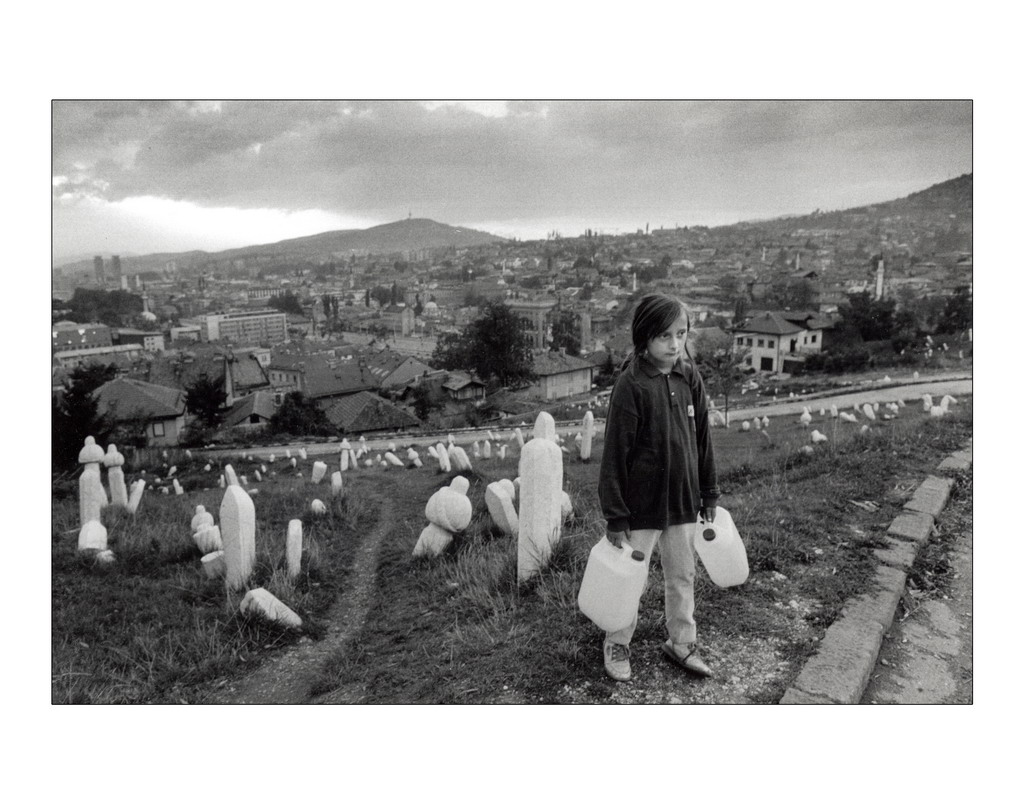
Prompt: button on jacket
<box><xmin>598</xmin><ymin>354</ymin><xmax>720</xmax><ymax>532</ymax></box>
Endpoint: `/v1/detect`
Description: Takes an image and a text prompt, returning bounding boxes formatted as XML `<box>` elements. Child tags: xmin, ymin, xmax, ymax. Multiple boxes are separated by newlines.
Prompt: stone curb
<box><xmin>780</xmin><ymin>441</ymin><xmax>972</xmax><ymax>704</ymax></box>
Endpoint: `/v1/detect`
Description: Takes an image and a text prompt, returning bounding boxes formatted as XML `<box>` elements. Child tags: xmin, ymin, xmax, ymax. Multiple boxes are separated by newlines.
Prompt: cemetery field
<box><xmin>52</xmin><ymin>398</ymin><xmax>972</xmax><ymax>704</ymax></box>
<box><xmin>51</xmin><ymin>473</ymin><xmax>378</xmax><ymax>704</ymax></box>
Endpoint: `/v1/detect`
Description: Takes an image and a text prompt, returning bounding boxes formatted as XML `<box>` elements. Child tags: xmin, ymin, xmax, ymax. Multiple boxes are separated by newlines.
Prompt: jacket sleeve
<box><xmin>598</xmin><ymin>374</ymin><xmax>640</xmax><ymax>532</ymax></box>
<box><xmin>689</xmin><ymin>362</ymin><xmax>720</xmax><ymax>507</ymax></box>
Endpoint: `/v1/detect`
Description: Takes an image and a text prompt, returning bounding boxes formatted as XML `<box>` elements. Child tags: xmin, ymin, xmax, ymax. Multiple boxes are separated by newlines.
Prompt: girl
<box><xmin>597</xmin><ymin>293</ymin><xmax>720</xmax><ymax>682</ymax></box>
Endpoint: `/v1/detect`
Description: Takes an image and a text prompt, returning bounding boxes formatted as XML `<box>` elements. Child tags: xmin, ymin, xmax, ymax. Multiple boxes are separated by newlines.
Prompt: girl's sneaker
<box><xmin>603</xmin><ymin>640</ymin><xmax>632</xmax><ymax>682</ymax></box>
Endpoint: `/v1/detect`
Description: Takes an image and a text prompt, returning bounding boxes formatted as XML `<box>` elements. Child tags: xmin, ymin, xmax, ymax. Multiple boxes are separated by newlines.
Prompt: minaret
<box><xmin>874</xmin><ymin>257</ymin><xmax>885</xmax><ymax>301</ymax></box>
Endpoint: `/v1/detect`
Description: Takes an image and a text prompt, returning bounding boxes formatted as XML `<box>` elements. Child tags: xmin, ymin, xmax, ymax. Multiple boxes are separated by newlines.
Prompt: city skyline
<box><xmin>52</xmin><ymin>100</ymin><xmax>972</xmax><ymax>264</ymax></box>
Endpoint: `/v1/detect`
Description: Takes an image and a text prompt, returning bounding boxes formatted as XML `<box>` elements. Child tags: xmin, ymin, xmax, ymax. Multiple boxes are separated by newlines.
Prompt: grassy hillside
<box><xmin>52</xmin><ymin>399</ymin><xmax>972</xmax><ymax>703</ymax></box>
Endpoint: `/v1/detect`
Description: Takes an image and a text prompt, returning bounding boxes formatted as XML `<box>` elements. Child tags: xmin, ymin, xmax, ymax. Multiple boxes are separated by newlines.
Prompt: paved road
<box><xmin>725</xmin><ymin>376</ymin><xmax>973</xmax><ymax>422</ymax></box>
<box><xmin>203</xmin><ymin>374</ymin><xmax>972</xmax><ymax>461</ymax></box>
<box><xmin>861</xmin><ymin>482</ymin><xmax>973</xmax><ymax>704</ymax></box>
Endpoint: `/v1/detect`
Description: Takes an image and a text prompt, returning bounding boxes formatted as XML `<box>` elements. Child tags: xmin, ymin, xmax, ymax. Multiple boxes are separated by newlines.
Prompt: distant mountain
<box><xmin>727</xmin><ymin>173</ymin><xmax>973</xmax><ymax>235</ymax></box>
<box><xmin>53</xmin><ymin>218</ymin><xmax>504</xmax><ymax>275</ymax></box>
<box><xmin>216</xmin><ymin>217</ymin><xmax>503</xmax><ymax>260</ymax></box>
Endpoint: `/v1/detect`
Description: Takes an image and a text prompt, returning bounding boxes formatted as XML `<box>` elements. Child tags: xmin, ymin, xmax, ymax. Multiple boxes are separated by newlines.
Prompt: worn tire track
<box><xmin>205</xmin><ymin>493</ymin><xmax>394</xmax><ymax>704</ymax></box>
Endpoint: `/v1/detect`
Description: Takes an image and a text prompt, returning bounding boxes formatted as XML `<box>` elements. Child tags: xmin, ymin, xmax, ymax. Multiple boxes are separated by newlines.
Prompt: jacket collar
<box><xmin>636</xmin><ymin>352</ymin><xmax>686</xmax><ymax>378</ymax></box>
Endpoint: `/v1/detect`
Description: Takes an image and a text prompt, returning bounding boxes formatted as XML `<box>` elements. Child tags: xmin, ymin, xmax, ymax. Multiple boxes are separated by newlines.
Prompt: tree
<box><xmin>430</xmin><ymin>301</ymin><xmax>536</xmax><ymax>387</ymax></box>
<box><xmin>68</xmin><ymin>288</ymin><xmax>143</xmax><ymax>327</ymax></box>
<box><xmin>696</xmin><ymin>348</ymin><xmax>750</xmax><ymax>428</ymax></box>
<box><xmin>184</xmin><ymin>374</ymin><xmax>228</xmax><ymax>427</ymax></box>
<box><xmin>409</xmin><ymin>382</ymin><xmax>447</xmax><ymax>422</ymax></box>
<box><xmin>839</xmin><ymin>292</ymin><xmax>896</xmax><ymax>342</ymax></box>
<box><xmin>267</xmin><ymin>291</ymin><xmax>303</xmax><ymax>315</ymax></box>
<box><xmin>369</xmin><ymin>285</ymin><xmax>391</xmax><ymax>308</ymax></box>
<box><xmin>269</xmin><ymin>392</ymin><xmax>334</xmax><ymax>437</ymax></box>
<box><xmin>936</xmin><ymin>285</ymin><xmax>972</xmax><ymax>334</ymax></box>
<box><xmin>549</xmin><ymin>308</ymin><xmax>582</xmax><ymax>356</ymax></box>
<box><xmin>51</xmin><ymin>363</ymin><xmax>118</xmax><ymax>471</ymax></box>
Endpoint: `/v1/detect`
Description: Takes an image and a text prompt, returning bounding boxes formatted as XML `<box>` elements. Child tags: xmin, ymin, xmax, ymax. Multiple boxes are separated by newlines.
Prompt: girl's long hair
<box><xmin>618</xmin><ymin>293</ymin><xmax>694</xmax><ymax>372</ymax></box>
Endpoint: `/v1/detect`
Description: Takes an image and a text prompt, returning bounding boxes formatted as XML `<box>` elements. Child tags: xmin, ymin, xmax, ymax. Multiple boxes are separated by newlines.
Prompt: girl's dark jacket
<box><xmin>598</xmin><ymin>353</ymin><xmax>720</xmax><ymax>532</ymax></box>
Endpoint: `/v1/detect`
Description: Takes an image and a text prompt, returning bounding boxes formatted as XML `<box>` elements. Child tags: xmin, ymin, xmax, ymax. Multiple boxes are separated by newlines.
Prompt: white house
<box><xmin>732</xmin><ymin>312</ymin><xmax>819</xmax><ymax>374</ymax></box>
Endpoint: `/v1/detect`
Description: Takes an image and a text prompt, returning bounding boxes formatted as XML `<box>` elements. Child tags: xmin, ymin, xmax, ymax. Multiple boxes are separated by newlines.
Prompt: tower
<box><xmin>110</xmin><ymin>255</ymin><xmax>122</xmax><ymax>285</ymax></box>
<box><xmin>874</xmin><ymin>256</ymin><xmax>885</xmax><ymax>301</ymax></box>
<box><xmin>94</xmin><ymin>256</ymin><xmax>105</xmax><ymax>286</ymax></box>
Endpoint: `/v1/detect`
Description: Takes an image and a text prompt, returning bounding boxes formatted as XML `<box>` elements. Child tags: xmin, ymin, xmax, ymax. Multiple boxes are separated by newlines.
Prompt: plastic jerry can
<box><xmin>694</xmin><ymin>506</ymin><xmax>749</xmax><ymax>588</ymax></box>
<box><xmin>577</xmin><ymin>539</ymin><xmax>647</xmax><ymax>632</ymax></box>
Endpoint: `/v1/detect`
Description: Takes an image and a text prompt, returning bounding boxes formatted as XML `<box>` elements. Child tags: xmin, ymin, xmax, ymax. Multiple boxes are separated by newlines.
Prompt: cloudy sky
<box><xmin>51</xmin><ymin>100</ymin><xmax>972</xmax><ymax>263</ymax></box>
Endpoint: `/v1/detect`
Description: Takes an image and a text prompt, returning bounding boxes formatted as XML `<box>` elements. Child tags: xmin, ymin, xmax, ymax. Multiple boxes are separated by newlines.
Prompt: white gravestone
<box><xmin>331</xmin><ymin>471</ymin><xmax>343</xmax><ymax>497</ymax></box>
<box><xmin>425</xmin><ymin>475</ymin><xmax>473</xmax><ymax>532</ymax></box>
<box><xmin>517</xmin><ymin>412</ymin><xmax>564</xmax><ymax>583</ymax></box>
<box><xmin>104</xmin><ymin>445</ymin><xmax>128</xmax><ymax>507</ymax></box>
<box><xmin>194</xmin><ymin>524</ymin><xmax>223</xmax><ymax>554</ymax></box>
<box><xmin>580</xmin><ymin>411</ymin><xmax>595</xmax><ymax>461</ymax></box>
<box><xmin>240</xmin><ymin>588</ymin><xmax>302</xmax><ymax>628</ymax></box>
<box><xmin>78</xmin><ymin>520</ymin><xmax>108</xmax><ymax>552</ymax></box>
<box><xmin>311</xmin><ymin>461</ymin><xmax>328</xmax><ymax>484</ymax></box>
<box><xmin>220</xmin><ymin>485</ymin><xmax>256</xmax><ymax>591</ymax></box>
<box><xmin>127</xmin><ymin>479</ymin><xmax>146</xmax><ymax>514</ymax></box>
<box><xmin>412</xmin><ymin>523</ymin><xmax>453</xmax><ymax>558</ymax></box>
<box><xmin>485</xmin><ymin>481</ymin><xmax>518</xmax><ymax>536</ymax></box>
<box><xmin>201</xmin><ymin>550</ymin><xmax>226</xmax><ymax>579</ymax></box>
<box><xmin>286</xmin><ymin>519</ymin><xmax>303</xmax><ymax>580</ymax></box>
<box><xmin>78</xmin><ymin>437</ymin><xmax>107</xmax><ymax>527</ymax></box>
<box><xmin>191</xmin><ymin>505</ymin><xmax>214</xmax><ymax>533</ymax></box>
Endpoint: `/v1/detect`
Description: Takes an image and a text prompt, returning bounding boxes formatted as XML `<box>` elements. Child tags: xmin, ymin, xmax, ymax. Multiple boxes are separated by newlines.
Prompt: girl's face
<box><xmin>646</xmin><ymin>313</ymin><xmax>688</xmax><ymax>371</ymax></box>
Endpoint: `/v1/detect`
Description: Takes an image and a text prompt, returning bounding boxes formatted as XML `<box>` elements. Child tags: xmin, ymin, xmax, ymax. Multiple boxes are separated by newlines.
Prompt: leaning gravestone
<box><xmin>286</xmin><ymin>519</ymin><xmax>303</xmax><ymax>579</ymax></box>
<box><xmin>220</xmin><ymin>485</ymin><xmax>256</xmax><ymax>591</ymax></box>
<box><xmin>311</xmin><ymin>461</ymin><xmax>328</xmax><ymax>484</ymax></box>
<box><xmin>224</xmin><ymin>464</ymin><xmax>240</xmax><ymax>487</ymax></box>
<box><xmin>412</xmin><ymin>523</ymin><xmax>453</xmax><ymax>558</ymax></box>
<box><xmin>331</xmin><ymin>471</ymin><xmax>343</xmax><ymax>497</ymax></box>
<box><xmin>448</xmin><ymin>446</ymin><xmax>472</xmax><ymax>471</ymax></box>
<box><xmin>517</xmin><ymin>412</ymin><xmax>564</xmax><ymax>583</ymax></box>
<box><xmin>104</xmin><ymin>444</ymin><xmax>128</xmax><ymax>507</ymax></box>
<box><xmin>435</xmin><ymin>443</ymin><xmax>451</xmax><ymax>473</ymax></box>
<box><xmin>240</xmin><ymin>588</ymin><xmax>302</xmax><ymax>628</ymax></box>
<box><xmin>485</xmin><ymin>481</ymin><xmax>518</xmax><ymax>536</ymax></box>
<box><xmin>127</xmin><ymin>479</ymin><xmax>146</xmax><ymax>514</ymax></box>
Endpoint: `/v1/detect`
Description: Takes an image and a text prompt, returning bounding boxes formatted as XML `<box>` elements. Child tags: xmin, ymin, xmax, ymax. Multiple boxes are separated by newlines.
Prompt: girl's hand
<box><xmin>700</xmin><ymin>506</ymin><xmax>717</xmax><ymax>523</ymax></box>
<box><xmin>606</xmin><ymin>529</ymin><xmax>629</xmax><ymax>548</ymax></box>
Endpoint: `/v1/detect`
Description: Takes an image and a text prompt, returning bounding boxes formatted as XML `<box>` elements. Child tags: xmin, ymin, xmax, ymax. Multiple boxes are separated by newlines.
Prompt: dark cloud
<box><xmin>52</xmin><ymin>100</ymin><xmax>972</xmax><ymax>236</ymax></box>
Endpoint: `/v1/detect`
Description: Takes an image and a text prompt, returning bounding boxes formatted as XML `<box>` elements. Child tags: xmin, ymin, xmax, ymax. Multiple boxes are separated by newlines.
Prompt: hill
<box><xmin>216</xmin><ymin>218</ymin><xmax>503</xmax><ymax>261</ymax></box>
<box><xmin>726</xmin><ymin>173</ymin><xmax>972</xmax><ymax>237</ymax></box>
<box><xmin>54</xmin><ymin>218</ymin><xmax>504</xmax><ymax>275</ymax></box>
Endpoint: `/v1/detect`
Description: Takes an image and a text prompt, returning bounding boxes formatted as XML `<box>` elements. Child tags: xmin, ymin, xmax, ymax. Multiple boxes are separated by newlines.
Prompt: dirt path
<box><xmin>205</xmin><ymin>497</ymin><xmax>395</xmax><ymax>704</ymax></box>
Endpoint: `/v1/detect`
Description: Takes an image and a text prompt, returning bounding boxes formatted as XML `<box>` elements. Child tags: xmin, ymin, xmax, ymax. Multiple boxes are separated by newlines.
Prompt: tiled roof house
<box><xmin>93</xmin><ymin>378</ymin><xmax>188</xmax><ymax>446</ymax></box>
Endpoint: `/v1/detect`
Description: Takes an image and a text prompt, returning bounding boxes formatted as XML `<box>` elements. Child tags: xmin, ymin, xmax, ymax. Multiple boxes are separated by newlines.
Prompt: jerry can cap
<box><xmin>702</xmin><ymin>527</ymin><xmax>717</xmax><ymax>541</ymax></box>
<box><xmin>631</xmin><ymin>550</ymin><xmax>645</xmax><ymax>561</ymax></box>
